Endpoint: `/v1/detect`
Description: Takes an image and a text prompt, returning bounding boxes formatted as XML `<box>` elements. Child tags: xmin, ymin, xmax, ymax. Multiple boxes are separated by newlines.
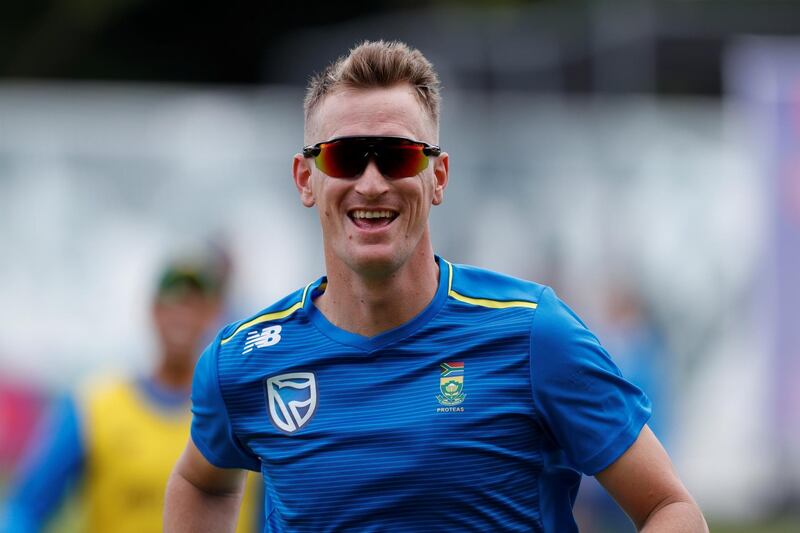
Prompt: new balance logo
<box><xmin>242</xmin><ymin>325</ymin><xmax>282</xmax><ymax>354</ymax></box>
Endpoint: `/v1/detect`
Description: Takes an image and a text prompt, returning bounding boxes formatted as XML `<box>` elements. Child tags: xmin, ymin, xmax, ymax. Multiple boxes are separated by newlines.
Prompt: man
<box><xmin>165</xmin><ymin>41</ymin><xmax>708</xmax><ymax>532</ymax></box>
<box><xmin>2</xmin><ymin>253</ymin><xmax>259</xmax><ymax>533</ymax></box>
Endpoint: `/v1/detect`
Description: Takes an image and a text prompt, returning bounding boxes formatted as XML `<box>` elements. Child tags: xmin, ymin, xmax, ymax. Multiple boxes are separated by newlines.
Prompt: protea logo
<box><xmin>265</xmin><ymin>372</ymin><xmax>317</xmax><ymax>433</ymax></box>
<box><xmin>436</xmin><ymin>362</ymin><xmax>466</xmax><ymax>406</ymax></box>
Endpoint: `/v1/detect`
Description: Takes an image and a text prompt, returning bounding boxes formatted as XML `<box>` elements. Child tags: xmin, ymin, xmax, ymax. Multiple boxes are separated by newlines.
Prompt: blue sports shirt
<box><xmin>191</xmin><ymin>258</ymin><xmax>651</xmax><ymax>532</ymax></box>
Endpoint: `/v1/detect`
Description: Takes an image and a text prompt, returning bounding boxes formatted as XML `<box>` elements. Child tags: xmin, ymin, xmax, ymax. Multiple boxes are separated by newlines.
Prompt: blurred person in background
<box><xmin>574</xmin><ymin>281</ymin><xmax>673</xmax><ymax>533</ymax></box>
<box><xmin>0</xmin><ymin>251</ymin><xmax>260</xmax><ymax>533</ymax></box>
<box><xmin>164</xmin><ymin>40</ymin><xmax>707</xmax><ymax>532</ymax></box>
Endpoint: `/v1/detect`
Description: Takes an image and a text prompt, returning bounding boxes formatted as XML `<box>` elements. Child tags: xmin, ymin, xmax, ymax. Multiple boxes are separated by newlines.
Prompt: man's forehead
<box><xmin>307</xmin><ymin>85</ymin><xmax>436</xmax><ymax>143</ymax></box>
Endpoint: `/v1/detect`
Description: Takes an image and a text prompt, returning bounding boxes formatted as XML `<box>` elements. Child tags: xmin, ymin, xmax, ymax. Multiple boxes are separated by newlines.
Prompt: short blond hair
<box><xmin>304</xmin><ymin>40</ymin><xmax>441</xmax><ymax>133</ymax></box>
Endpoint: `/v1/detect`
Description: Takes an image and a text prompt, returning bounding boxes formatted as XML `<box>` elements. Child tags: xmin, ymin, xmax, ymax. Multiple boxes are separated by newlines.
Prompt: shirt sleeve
<box><xmin>529</xmin><ymin>287</ymin><xmax>651</xmax><ymax>475</ymax></box>
<box><xmin>190</xmin><ymin>337</ymin><xmax>261</xmax><ymax>471</ymax></box>
<box><xmin>0</xmin><ymin>395</ymin><xmax>85</xmax><ymax>533</ymax></box>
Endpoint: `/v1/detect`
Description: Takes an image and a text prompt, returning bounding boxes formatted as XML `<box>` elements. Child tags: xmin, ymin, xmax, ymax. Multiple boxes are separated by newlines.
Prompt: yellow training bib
<box><xmin>78</xmin><ymin>377</ymin><xmax>259</xmax><ymax>533</ymax></box>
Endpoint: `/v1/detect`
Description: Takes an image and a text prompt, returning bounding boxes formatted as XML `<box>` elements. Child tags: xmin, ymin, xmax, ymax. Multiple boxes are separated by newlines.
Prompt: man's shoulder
<box><xmin>216</xmin><ymin>278</ymin><xmax>320</xmax><ymax>350</ymax></box>
<box><xmin>447</xmin><ymin>261</ymin><xmax>549</xmax><ymax>311</ymax></box>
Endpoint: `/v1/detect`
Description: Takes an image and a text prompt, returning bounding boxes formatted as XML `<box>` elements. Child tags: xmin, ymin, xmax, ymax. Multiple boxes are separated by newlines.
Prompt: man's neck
<box><xmin>314</xmin><ymin>249</ymin><xmax>440</xmax><ymax>338</ymax></box>
<box><xmin>153</xmin><ymin>358</ymin><xmax>194</xmax><ymax>390</ymax></box>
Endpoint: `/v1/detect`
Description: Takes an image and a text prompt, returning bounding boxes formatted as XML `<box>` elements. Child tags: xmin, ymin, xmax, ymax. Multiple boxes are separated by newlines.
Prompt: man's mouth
<box><xmin>348</xmin><ymin>209</ymin><xmax>399</xmax><ymax>230</ymax></box>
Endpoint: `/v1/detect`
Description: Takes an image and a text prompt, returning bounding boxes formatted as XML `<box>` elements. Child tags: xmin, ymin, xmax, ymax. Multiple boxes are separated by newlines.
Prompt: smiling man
<box><xmin>164</xmin><ymin>41</ymin><xmax>708</xmax><ymax>532</ymax></box>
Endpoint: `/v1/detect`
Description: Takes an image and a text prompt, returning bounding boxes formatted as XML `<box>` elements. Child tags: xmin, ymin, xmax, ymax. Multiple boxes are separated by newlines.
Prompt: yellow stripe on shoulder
<box><xmin>448</xmin><ymin>290</ymin><xmax>538</xmax><ymax>309</ymax></box>
<box><xmin>444</xmin><ymin>259</ymin><xmax>538</xmax><ymax>310</ymax></box>
<box><xmin>220</xmin><ymin>282</ymin><xmax>313</xmax><ymax>345</ymax></box>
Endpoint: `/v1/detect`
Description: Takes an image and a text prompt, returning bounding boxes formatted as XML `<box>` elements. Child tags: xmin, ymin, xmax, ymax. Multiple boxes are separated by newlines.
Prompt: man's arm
<box><xmin>595</xmin><ymin>425</ymin><xmax>708</xmax><ymax>532</ymax></box>
<box><xmin>164</xmin><ymin>439</ymin><xmax>247</xmax><ymax>533</ymax></box>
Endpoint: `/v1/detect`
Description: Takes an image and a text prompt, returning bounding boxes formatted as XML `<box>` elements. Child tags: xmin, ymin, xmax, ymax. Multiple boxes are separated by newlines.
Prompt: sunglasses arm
<box><xmin>302</xmin><ymin>145</ymin><xmax>321</xmax><ymax>158</ymax></box>
<box><xmin>423</xmin><ymin>145</ymin><xmax>441</xmax><ymax>157</ymax></box>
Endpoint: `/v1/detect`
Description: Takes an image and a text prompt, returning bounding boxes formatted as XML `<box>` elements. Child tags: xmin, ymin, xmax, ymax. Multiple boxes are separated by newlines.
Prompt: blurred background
<box><xmin>1</xmin><ymin>0</ymin><xmax>799</xmax><ymax>531</ymax></box>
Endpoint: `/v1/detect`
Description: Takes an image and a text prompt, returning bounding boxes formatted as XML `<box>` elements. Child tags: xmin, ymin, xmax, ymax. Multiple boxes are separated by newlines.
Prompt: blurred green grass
<box><xmin>709</xmin><ymin>518</ymin><xmax>800</xmax><ymax>533</ymax></box>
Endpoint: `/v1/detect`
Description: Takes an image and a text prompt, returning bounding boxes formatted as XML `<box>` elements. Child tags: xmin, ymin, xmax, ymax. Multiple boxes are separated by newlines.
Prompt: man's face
<box><xmin>294</xmin><ymin>85</ymin><xmax>449</xmax><ymax>277</ymax></box>
<box><xmin>152</xmin><ymin>291</ymin><xmax>220</xmax><ymax>367</ymax></box>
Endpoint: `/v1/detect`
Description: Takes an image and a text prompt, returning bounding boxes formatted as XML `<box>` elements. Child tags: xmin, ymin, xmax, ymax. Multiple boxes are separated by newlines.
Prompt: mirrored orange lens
<box><xmin>376</xmin><ymin>143</ymin><xmax>428</xmax><ymax>178</ymax></box>
<box><xmin>315</xmin><ymin>141</ymin><xmax>368</xmax><ymax>177</ymax></box>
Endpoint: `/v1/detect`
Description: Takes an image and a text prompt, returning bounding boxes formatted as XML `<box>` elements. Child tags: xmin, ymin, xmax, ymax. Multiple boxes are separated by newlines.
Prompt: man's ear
<box><xmin>431</xmin><ymin>152</ymin><xmax>449</xmax><ymax>206</ymax></box>
<box><xmin>293</xmin><ymin>154</ymin><xmax>316</xmax><ymax>207</ymax></box>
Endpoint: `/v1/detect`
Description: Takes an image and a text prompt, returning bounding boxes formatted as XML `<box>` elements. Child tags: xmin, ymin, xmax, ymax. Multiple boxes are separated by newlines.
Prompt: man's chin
<box><xmin>342</xmin><ymin>248</ymin><xmax>403</xmax><ymax>278</ymax></box>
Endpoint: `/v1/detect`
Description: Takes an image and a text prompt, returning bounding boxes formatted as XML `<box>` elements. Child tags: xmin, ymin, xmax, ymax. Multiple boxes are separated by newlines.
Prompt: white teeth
<box><xmin>351</xmin><ymin>210</ymin><xmax>396</xmax><ymax>219</ymax></box>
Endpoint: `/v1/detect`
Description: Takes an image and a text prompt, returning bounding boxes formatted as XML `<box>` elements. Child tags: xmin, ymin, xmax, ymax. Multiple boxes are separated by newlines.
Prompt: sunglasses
<box><xmin>302</xmin><ymin>136</ymin><xmax>441</xmax><ymax>179</ymax></box>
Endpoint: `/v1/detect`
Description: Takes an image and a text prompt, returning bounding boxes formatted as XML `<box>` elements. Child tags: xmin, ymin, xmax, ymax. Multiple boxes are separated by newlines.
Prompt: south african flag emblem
<box><xmin>437</xmin><ymin>362</ymin><xmax>466</xmax><ymax>406</ymax></box>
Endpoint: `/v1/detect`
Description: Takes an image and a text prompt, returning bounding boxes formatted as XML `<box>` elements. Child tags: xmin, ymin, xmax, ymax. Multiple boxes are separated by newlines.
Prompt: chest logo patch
<box><xmin>436</xmin><ymin>362</ymin><xmax>466</xmax><ymax>407</ymax></box>
<box><xmin>264</xmin><ymin>372</ymin><xmax>317</xmax><ymax>433</ymax></box>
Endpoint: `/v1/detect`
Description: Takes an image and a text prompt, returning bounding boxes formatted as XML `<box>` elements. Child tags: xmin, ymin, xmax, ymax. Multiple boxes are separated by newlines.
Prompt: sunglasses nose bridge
<box><xmin>354</xmin><ymin>157</ymin><xmax>391</xmax><ymax>197</ymax></box>
<box><xmin>356</xmin><ymin>147</ymin><xmax>376</xmax><ymax>176</ymax></box>
<box><xmin>351</xmin><ymin>144</ymin><xmax>381</xmax><ymax>174</ymax></box>
<box><xmin>362</xmin><ymin>154</ymin><xmax>385</xmax><ymax>178</ymax></box>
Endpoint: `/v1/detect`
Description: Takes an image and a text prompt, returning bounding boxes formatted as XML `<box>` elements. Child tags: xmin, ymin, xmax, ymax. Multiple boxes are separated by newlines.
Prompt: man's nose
<box><xmin>354</xmin><ymin>158</ymin><xmax>390</xmax><ymax>198</ymax></box>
